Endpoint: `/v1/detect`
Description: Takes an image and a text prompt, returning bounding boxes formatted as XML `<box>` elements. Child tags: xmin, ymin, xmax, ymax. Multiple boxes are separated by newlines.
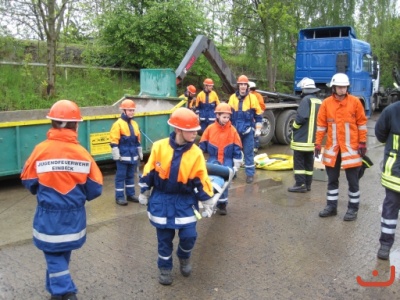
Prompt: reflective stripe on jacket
<box><xmin>375</xmin><ymin>102</ymin><xmax>400</xmax><ymax>192</ymax></box>
<box><xmin>291</xmin><ymin>96</ymin><xmax>322</xmax><ymax>152</ymax></box>
<box><xmin>109</xmin><ymin>113</ymin><xmax>141</xmax><ymax>163</ymax></box>
<box><xmin>315</xmin><ymin>94</ymin><xmax>367</xmax><ymax>169</ymax></box>
<box><xmin>20</xmin><ymin>128</ymin><xmax>103</xmax><ymax>252</ymax></box>
<box><xmin>139</xmin><ymin>132</ymin><xmax>213</xmax><ymax>229</ymax></box>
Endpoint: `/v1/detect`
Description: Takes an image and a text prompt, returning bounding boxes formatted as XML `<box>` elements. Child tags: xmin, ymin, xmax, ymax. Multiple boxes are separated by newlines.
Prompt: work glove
<box><xmin>254</xmin><ymin>122</ymin><xmax>262</xmax><ymax>137</ymax></box>
<box><xmin>314</xmin><ymin>144</ymin><xmax>321</xmax><ymax>158</ymax></box>
<box><xmin>138</xmin><ymin>190</ymin><xmax>150</xmax><ymax>205</ymax></box>
<box><xmin>201</xmin><ymin>198</ymin><xmax>216</xmax><ymax>218</ymax></box>
<box><xmin>233</xmin><ymin>160</ymin><xmax>242</xmax><ymax>174</ymax></box>
<box><xmin>358</xmin><ymin>142</ymin><xmax>367</xmax><ymax>157</ymax></box>
<box><xmin>137</xmin><ymin>146</ymin><xmax>143</xmax><ymax>161</ymax></box>
<box><xmin>111</xmin><ymin>147</ymin><xmax>120</xmax><ymax>161</ymax></box>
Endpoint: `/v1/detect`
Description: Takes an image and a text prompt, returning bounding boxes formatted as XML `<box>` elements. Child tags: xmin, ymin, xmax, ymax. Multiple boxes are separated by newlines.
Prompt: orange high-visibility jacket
<box><xmin>250</xmin><ymin>91</ymin><xmax>266</xmax><ymax>111</ymax></box>
<box><xmin>315</xmin><ymin>94</ymin><xmax>367</xmax><ymax>169</ymax></box>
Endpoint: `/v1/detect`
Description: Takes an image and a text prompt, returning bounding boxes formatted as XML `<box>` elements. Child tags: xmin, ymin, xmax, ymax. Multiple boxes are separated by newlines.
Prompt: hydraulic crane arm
<box><xmin>175</xmin><ymin>35</ymin><xmax>237</xmax><ymax>94</ymax></box>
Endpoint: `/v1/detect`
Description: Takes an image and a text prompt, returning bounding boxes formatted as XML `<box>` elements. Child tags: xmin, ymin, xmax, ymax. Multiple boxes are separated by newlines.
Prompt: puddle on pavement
<box><xmin>229</xmin><ymin>177</ymin><xmax>307</xmax><ymax>208</ymax></box>
<box><xmin>269</xmin><ymin>192</ymin><xmax>308</xmax><ymax>207</ymax></box>
<box><xmin>231</xmin><ymin>177</ymin><xmax>282</xmax><ymax>194</ymax></box>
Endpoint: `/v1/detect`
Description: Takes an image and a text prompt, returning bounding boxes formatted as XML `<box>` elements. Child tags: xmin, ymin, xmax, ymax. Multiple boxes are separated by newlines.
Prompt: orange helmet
<box><xmin>168</xmin><ymin>107</ymin><xmax>201</xmax><ymax>131</ymax></box>
<box><xmin>237</xmin><ymin>75</ymin><xmax>249</xmax><ymax>84</ymax></box>
<box><xmin>215</xmin><ymin>103</ymin><xmax>232</xmax><ymax>114</ymax></box>
<box><xmin>119</xmin><ymin>99</ymin><xmax>136</xmax><ymax>110</ymax></box>
<box><xmin>46</xmin><ymin>100</ymin><xmax>83</xmax><ymax>122</ymax></box>
<box><xmin>203</xmin><ymin>78</ymin><xmax>214</xmax><ymax>86</ymax></box>
<box><xmin>187</xmin><ymin>85</ymin><xmax>196</xmax><ymax>94</ymax></box>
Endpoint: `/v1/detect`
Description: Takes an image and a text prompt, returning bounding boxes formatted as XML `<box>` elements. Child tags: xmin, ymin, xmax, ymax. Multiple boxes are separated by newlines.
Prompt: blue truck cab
<box><xmin>294</xmin><ymin>26</ymin><xmax>377</xmax><ymax>117</ymax></box>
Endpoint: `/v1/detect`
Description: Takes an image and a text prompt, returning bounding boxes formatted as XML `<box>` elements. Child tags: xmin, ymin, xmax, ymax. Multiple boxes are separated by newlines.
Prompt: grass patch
<box><xmin>0</xmin><ymin>64</ymin><xmax>140</xmax><ymax>111</ymax></box>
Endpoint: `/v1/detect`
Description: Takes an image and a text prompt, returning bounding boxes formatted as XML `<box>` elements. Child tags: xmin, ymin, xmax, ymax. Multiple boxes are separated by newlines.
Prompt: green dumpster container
<box><xmin>0</xmin><ymin>95</ymin><xmax>188</xmax><ymax>178</ymax></box>
<box><xmin>0</xmin><ymin>68</ymin><xmax>187</xmax><ymax>178</ymax></box>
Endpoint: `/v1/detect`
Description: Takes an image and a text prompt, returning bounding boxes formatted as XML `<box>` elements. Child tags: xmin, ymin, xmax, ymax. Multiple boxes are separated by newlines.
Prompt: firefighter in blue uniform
<box><xmin>109</xmin><ymin>99</ymin><xmax>143</xmax><ymax>205</ymax></box>
<box><xmin>375</xmin><ymin>101</ymin><xmax>400</xmax><ymax>260</ymax></box>
<box><xmin>228</xmin><ymin>75</ymin><xmax>263</xmax><ymax>184</ymax></box>
<box><xmin>199</xmin><ymin>103</ymin><xmax>243</xmax><ymax>215</ymax></box>
<box><xmin>20</xmin><ymin>100</ymin><xmax>103</xmax><ymax>300</ymax></box>
<box><xmin>195</xmin><ymin>78</ymin><xmax>220</xmax><ymax>133</ymax></box>
<box><xmin>138</xmin><ymin>107</ymin><xmax>215</xmax><ymax>285</ymax></box>
<box><xmin>288</xmin><ymin>77</ymin><xmax>322</xmax><ymax>192</ymax></box>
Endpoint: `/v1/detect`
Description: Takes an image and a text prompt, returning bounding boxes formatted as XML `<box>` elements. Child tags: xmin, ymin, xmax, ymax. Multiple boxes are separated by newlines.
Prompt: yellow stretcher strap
<box><xmin>254</xmin><ymin>153</ymin><xmax>293</xmax><ymax>171</ymax></box>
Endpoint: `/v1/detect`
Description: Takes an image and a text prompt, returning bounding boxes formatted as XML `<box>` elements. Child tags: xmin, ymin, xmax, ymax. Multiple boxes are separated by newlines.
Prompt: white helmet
<box><xmin>297</xmin><ymin>77</ymin><xmax>316</xmax><ymax>89</ymax></box>
<box><xmin>328</xmin><ymin>73</ymin><xmax>350</xmax><ymax>87</ymax></box>
<box><xmin>297</xmin><ymin>77</ymin><xmax>320</xmax><ymax>94</ymax></box>
<box><xmin>248</xmin><ymin>81</ymin><xmax>256</xmax><ymax>89</ymax></box>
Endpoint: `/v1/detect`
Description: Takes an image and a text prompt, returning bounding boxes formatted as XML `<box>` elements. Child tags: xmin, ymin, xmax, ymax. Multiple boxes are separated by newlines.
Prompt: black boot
<box><xmin>158</xmin><ymin>268</ymin><xmax>173</xmax><ymax>285</ymax></box>
<box><xmin>343</xmin><ymin>208</ymin><xmax>358</xmax><ymax>221</ymax></box>
<box><xmin>116</xmin><ymin>198</ymin><xmax>128</xmax><ymax>206</ymax></box>
<box><xmin>319</xmin><ymin>205</ymin><xmax>337</xmax><ymax>217</ymax></box>
<box><xmin>62</xmin><ymin>293</ymin><xmax>77</xmax><ymax>300</ymax></box>
<box><xmin>179</xmin><ymin>258</ymin><xmax>192</xmax><ymax>277</ymax></box>
<box><xmin>288</xmin><ymin>184</ymin><xmax>307</xmax><ymax>193</ymax></box>
<box><xmin>217</xmin><ymin>203</ymin><xmax>227</xmax><ymax>215</ymax></box>
<box><xmin>127</xmin><ymin>195</ymin><xmax>139</xmax><ymax>202</ymax></box>
<box><xmin>377</xmin><ymin>244</ymin><xmax>391</xmax><ymax>260</ymax></box>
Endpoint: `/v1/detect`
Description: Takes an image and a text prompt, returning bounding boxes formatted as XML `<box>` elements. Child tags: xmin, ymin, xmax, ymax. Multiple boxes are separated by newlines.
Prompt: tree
<box><xmin>39</xmin><ymin>0</ymin><xmax>70</xmax><ymax>96</ymax></box>
<box><xmin>96</xmin><ymin>0</ymin><xmax>209</xmax><ymax>69</ymax></box>
<box><xmin>0</xmin><ymin>0</ymin><xmax>84</xmax><ymax>96</ymax></box>
<box><xmin>228</xmin><ymin>0</ymin><xmax>298</xmax><ymax>90</ymax></box>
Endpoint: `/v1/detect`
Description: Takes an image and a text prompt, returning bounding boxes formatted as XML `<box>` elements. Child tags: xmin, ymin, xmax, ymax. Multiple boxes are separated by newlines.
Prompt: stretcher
<box><xmin>199</xmin><ymin>163</ymin><xmax>235</xmax><ymax>218</ymax></box>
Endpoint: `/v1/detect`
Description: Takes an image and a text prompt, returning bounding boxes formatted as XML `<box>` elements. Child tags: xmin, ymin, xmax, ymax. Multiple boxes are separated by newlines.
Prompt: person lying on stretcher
<box><xmin>201</xmin><ymin>163</ymin><xmax>235</xmax><ymax>217</ymax></box>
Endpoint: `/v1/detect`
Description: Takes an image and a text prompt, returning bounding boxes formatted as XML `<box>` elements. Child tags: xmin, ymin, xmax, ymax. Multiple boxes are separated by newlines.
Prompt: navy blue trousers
<box><xmin>44</xmin><ymin>251</ymin><xmax>77</xmax><ymax>296</ymax></box>
<box><xmin>156</xmin><ymin>227</ymin><xmax>197</xmax><ymax>270</ymax></box>
<box><xmin>380</xmin><ymin>189</ymin><xmax>400</xmax><ymax>247</ymax></box>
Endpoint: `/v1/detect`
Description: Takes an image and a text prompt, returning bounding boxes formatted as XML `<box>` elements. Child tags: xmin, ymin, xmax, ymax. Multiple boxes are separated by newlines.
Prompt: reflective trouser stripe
<box><xmin>325</xmin><ymin>153</ymin><xmax>360</xmax><ymax>208</ymax></box>
<box><xmin>115</xmin><ymin>161</ymin><xmax>136</xmax><ymax>199</ymax></box>
<box><xmin>44</xmin><ymin>251</ymin><xmax>77</xmax><ymax>295</ymax></box>
<box><xmin>240</xmin><ymin>131</ymin><xmax>255</xmax><ymax>177</ymax></box>
<box><xmin>380</xmin><ymin>189</ymin><xmax>400</xmax><ymax>247</ymax></box>
<box><xmin>293</xmin><ymin>151</ymin><xmax>314</xmax><ymax>186</ymax></box>
<box><xmin>157</xmin><ymin>227</ymin><xmax>197</xmax><ymax>269</ymax></box>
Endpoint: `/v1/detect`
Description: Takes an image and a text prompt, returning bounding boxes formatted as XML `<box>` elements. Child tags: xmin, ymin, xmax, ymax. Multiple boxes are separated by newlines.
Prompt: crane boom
<box><xmin>175</xmin><ymin>35</ymin><xmax>237</xmax><ymax>94</ymax></box>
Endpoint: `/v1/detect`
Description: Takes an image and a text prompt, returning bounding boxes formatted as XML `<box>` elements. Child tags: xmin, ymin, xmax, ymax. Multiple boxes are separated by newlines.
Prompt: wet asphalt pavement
<box><xmin>1</xmin><ymin>113</ymin><xmax>400</xmax><ymax>299</ymax></box>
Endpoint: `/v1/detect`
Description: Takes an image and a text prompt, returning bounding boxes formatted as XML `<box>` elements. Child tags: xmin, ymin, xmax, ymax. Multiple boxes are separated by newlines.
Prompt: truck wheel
<box><xmin>258</xmin><ymin>110</ymin><xmax>275</xmax><ymax>147</ymax></box>
<box><xmin>371</xmin><ymin>94</ymin><xmax>378</xmax><ymax>112</ymax></box>
<box><xmin>275</xmin><ymin>110</ymin><xmax>297</xmax><ymax>145</ymax></box>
